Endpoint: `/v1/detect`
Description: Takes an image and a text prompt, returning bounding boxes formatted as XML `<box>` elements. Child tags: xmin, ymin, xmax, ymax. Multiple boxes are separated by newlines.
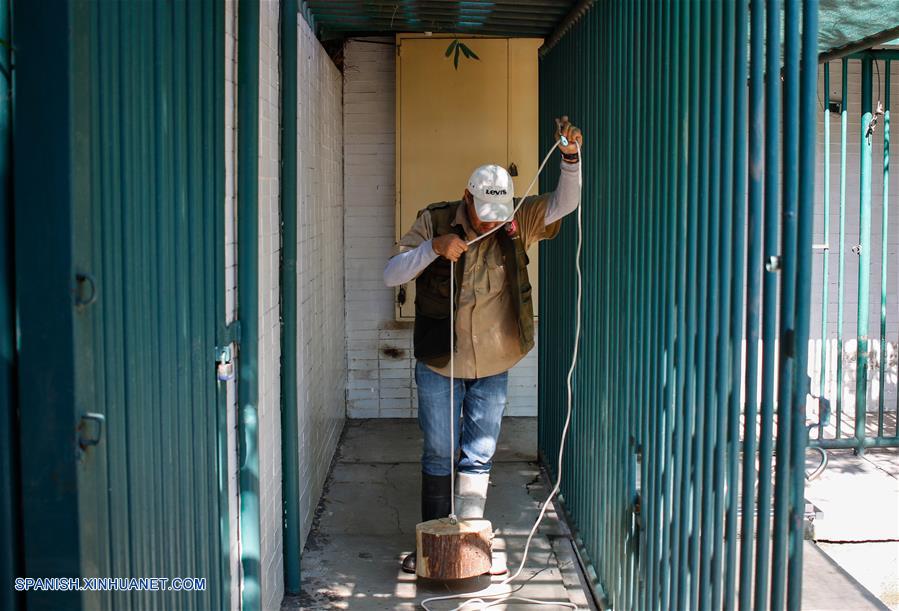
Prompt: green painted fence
<box><xmin>538</xmin><ymin>0</ymin><xmax>818</xmax><ymax>609</ymax></box>
<box><xmin>812</xmin><ymin>53</ymin><xmax>899</xmax><ymax>452</ymax></box>
<box><xmin>14</xmin><ymin>1</ymin><xmax>231</xmax><ymax>609</ymax></box>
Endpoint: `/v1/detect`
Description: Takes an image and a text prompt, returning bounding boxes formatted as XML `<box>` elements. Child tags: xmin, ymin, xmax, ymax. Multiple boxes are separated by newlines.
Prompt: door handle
<box><xmin>78</xmin><ymin>412</ymin><xmax>105</xmax><ymax>449</ymax></box>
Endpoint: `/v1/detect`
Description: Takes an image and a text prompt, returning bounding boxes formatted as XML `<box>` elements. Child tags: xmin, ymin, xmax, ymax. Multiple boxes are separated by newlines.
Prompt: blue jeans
<box><xmin>415</xmin><ymin>360</ymin><xmax>509</xmax><ymax>477</ymax></box>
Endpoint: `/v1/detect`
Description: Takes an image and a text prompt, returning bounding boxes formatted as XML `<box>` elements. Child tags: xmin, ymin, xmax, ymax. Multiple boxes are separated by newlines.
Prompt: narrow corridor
<box><xmin>287</xmin><ymin>419</ymin><xmax>593</xmax><ymax>610</ymax></box>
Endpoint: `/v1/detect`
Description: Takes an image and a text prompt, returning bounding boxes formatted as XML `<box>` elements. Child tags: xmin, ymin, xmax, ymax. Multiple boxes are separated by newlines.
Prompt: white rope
<box><xmin>424</xmin><ymin>141</ymin><xmax>582</xmax><ymax>610</ymax></box>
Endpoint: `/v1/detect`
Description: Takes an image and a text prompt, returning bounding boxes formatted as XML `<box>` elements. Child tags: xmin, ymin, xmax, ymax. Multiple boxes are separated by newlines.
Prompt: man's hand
<box><xmin>555</xmin><ymin>115</ymin><xmax>584</xmax><ymax>156</ymax></box>
<box><xmin>432</xmin><ymin>234</ymin><xmax>469</xmax><ymax>262</ymax></box>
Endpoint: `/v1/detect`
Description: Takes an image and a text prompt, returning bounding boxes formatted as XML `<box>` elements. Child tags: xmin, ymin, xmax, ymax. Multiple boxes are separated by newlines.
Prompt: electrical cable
<box><xmin>422</xmin><ymin>139</ymin><xmax>583</xmax><ymax>610</ymax></box>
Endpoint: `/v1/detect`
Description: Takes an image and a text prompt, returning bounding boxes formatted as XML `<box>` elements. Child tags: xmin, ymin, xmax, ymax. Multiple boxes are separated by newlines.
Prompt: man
<box><xmin>383</xmin><ymin>117</ymin><xmax>583</xmax><ymax>574</ymax></box>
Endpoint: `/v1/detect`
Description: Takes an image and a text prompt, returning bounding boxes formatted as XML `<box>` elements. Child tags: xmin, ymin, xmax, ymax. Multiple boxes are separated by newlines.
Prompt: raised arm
<box><xmin>545</xmin><ymin>116</ymin><xmax>583</xmax><ymax>225</ymax></box>
<box><xmin>545</xmin><ymin>159</ymin><xmax>581</xmax><ymax>225</ymax></box>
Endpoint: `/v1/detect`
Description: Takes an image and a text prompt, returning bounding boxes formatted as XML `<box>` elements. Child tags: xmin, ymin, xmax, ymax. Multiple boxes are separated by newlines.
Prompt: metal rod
<box><xmin>879</xmin><ymin>60</ymin><xmax>890</xmax><ymax>438</ymax></box>
<box><xmin>787</xmin><ymin>0</ymin><xmax>819</xmax><ymax>604</ymax></box>
<box><xmin>705</xmin><ymin>2</ymin><xmax>745</xmax><ymax>609</ymax></box>
<box><xmin>836</xmin><ymin>59</ymin><xmax>848</xmax><ymax>439</ymax></box>
<box><xmin>754</xmin><ymin>0</ymin><xmax>781</xmax><ymax>603</ymax></box>
<box><xmin>856</xmin><ymin>58</ymin><xmax>874</xmax><ymax>455</ymax></box>
<box><xmin>279</xmin><ymin>0</ymin><xmax>302</xmax><ymax>595</ymax></box>
<box><xmin>820</xmin><ymin>62</ymin><xmax>831</xmax><ymax>417</ymax></box>
<box><xmin>811</xmin><ymin>435</ymin><xmax>899</xmax><ymax>450</ymax></box>
<box><xmin>739</xmin><ymin>0</ymin><xmax>764</xmax><ymax>606</ymax></box>
<box><xmin>237</xmin><ymin>0</ymin><xmax>262</xmax><ymax>607</ymax></box>
<box><xmin>770</xmin><ymin>0</ymin><xmax>801</xmax><ymax>604</ymax></box>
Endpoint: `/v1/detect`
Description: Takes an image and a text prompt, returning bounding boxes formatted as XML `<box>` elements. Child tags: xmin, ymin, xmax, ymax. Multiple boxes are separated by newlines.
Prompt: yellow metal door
<box><xmin>396</xmin><ymin>35</ymin><xmax>541</xmax><ymax>320</ymax></box>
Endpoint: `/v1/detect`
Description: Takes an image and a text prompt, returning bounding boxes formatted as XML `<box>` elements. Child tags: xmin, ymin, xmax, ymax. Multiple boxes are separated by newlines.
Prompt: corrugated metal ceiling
<box><xmin>300</xmin><ymin>0</ymin><xmax>581</xmax><ymax>39</ymax></box>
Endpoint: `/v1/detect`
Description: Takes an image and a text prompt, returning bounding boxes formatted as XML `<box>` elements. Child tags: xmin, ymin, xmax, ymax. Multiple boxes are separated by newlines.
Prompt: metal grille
<box><xmin>538</xmin><ymin>0</ymin><xmax>819</xmax><ymax>609</ymax></box>
<box><xmin>300</xmin><ymin>0</ymin><xmax>578</xmax><ymax>37</ymax></box>
<box><xmin>812</xmin><ymin>54</ymin><xmax>899</xmax><ymax>452</ymax></box>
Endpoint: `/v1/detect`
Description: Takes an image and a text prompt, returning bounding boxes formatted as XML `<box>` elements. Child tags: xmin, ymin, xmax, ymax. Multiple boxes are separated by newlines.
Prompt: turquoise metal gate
<box><xmin>538</xmin><ymin>0</ymin><xmax>818</xmax><ymax>609</ymax></box>
<box><xmin>812</xmin><ymin>54</ymin><xmax>899</xmax><ymax>452</ymax></box>
<box><xmin>15</xmin><ymin>1</ymin><xmax>230</xmax><ymax>609</ymax></box>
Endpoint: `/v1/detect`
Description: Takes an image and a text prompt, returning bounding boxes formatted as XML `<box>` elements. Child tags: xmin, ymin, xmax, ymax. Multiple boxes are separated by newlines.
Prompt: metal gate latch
<box><xmin>78</xmin><ymin>412</ymin><xmax>105</xmax><ymax>450</ymax></box>
<box><xmin>216</xmin><ymin>345</ymin><xmax>235</xmax><ymax>381</ymax></box>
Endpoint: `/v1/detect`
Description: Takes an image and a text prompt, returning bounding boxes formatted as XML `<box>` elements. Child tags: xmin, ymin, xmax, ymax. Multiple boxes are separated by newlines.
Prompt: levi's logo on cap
<box><xmin>485</xmin><ymin>188</ymin><xmax>507</xmax><ymax>196</ymax></box>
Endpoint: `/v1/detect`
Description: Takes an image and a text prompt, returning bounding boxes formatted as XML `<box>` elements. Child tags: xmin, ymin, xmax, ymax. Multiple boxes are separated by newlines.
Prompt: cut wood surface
<box><xmin>415</xmin><ymin>518</ymin><xmax>493</xmax><ymax>580</ymax></box>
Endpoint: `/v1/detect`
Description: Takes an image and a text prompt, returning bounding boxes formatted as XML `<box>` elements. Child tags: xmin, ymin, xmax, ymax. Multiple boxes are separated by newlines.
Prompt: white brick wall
<box><xmin>227</xmin><ymin>5</ymin><xmax>346</xmax><ymax>608</ymax></box>
<box><xmin>295</xmin><ymin>16</ymin><xmax>346</xmax><ymax>548</ymax></box>
<box><xmin>808</xmin><ymin>59</ymin><xmax>899</xmax><ymax>412</ymax></box>
<box><xmin>223</xmin><ymin>3</ymin><xmax>240</xmax><ymax>609</ymax></box>
<box><xmin>343</xmin><ymin>38</ymin><xmax>540</xmax><ymax>419</ymax></box>
<box><xmin>257</xmin><ymin>2</ymin><xmax>283</xmax><ymax>609</ymax></box>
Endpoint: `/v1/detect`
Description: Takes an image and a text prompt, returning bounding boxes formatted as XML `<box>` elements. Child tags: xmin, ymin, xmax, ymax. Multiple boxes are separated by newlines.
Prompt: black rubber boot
<box><xmin>402</xmin><ymin>473</ymin><xmax>451</xmax><ymax>574</ymax></box>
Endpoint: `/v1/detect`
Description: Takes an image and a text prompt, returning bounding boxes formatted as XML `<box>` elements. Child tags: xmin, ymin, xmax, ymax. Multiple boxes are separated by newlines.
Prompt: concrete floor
<box><xmin>805</xmin><ymin>448</ymin><xmax>899</xmax><ymax>610</ymax></box>
<box><xmin>288</xmin><ymin>418</ymin><xmax>591</xmax><ymax>610</ymax></box>
<box><xmin>286</xmin><ymin>417</ymin><xmax>896</xmax><ymax>610</ymax></box>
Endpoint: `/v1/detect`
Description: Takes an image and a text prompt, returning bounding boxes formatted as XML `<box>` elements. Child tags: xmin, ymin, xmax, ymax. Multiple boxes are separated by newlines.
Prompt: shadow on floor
<box><xmin>285</xmin><ymin>418</ymin><xmax>590</xmax><ymax>610</ymax></box>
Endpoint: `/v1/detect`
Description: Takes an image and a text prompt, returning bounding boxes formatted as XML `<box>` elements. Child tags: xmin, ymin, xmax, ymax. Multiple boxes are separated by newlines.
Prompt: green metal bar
<box><xmin>280</xmin><ymin>0</ymin><xmax>302</xmax><ymax>595</ymax></box>
<box><xmin>706</xmin><ymin>2</ymin><xmax>746</xmax><ymax>609</ymax></box>
<box><xmin>739</xmin><ymin>0</ymin><xmax>764</xmax><ymax>606</ymax></box>
<box><xmin>878</xmin><ymin>60</ymin><xmax>890</xmax><ymax>438</ymax></box>
<box><xmin>237</xmin><ymin>0</ymin><xmax>261</xmax><ymax>608</ymax></box>
<box><xmin>727</xmin><ymin>0</ymin><xmax>749</xmax><ymax>605</ymax></box>
<box><xmin>660</xmin><ymin>0</ymin><xmax>678</xmax><ymax>605</ymax></box>
<box><xmin>820</xmin><ymin>63</ymin><xmax>831</xmax><ymax>416</ymax></box>
<box><xmin>836</xmin><ymin>59</ymin><xmax>848</xmax><ymax>439</ymax></box>
<box><xmin>810</xmin><ymin>435</ymin><xmax>899</xmax><ymax>449</ymax></box>
<box><xmin>771</xmin><ymin>0</ymin><xmax>801</xmax><ymax>604</ymax></box>
<box><xmin>849</xmin><ymin>51</ymin><xmax>899</xmax><ymax>61</ymax></box>
<box><xmin>671</xmin><ymin>0</ymin><xmax>696</xmax><ymax>609</ymax></box>
<box><xmin>855</xmin><ymin>58</ymin><xmax>874</xmax><ymax>455</ymax></box>
<box><xmin>0</xmin><ymin>0</ymin><xmax>20</xmax><ymax>608</ymax></box>
<box><xmin>693</xmin><ymin>0</ymin><xmax>716</xmax><ymax>605</ymax></box>
<box><xmin>787</xmin><ymin>1</ymin><xmax>818</xmax><ymax>605</ymax></box>
<box><xmin>664</xmin><ymin>0</ymin><xmax>685</xmax><ymax>604</ymax></box>
<box><xmin>645</xmin><ymin>0</ymin><xmax>663</xmax><ymax>606</ymax></box>
<box><xmin>754</xmin><ymin>0</ymin><xmax>781</xmax><ymax>604</ymax></box>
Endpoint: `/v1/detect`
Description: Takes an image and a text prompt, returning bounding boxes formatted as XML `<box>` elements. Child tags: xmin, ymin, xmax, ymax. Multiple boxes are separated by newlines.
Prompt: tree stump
<box><xmin>415</xmin><ymin>518</ymin><xmax>493</xmax><ymax>580</ymax></box>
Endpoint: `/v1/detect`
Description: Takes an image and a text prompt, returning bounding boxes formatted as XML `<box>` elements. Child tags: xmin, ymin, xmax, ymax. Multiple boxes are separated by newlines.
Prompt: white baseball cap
<box><xmin>467</xmin><ymin>164</ymin><xmax>515</xmax><ymax>222</ymax></box>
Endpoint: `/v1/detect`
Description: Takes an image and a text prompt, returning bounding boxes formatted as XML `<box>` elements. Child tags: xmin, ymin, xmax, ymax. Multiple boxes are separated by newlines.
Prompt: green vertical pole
<box><xmin>710</xmin><ymin>2</ymin><xmax>746</xmax><ymax>609</ymax></box>
<box><xmin>661</xmin><ymin>0</ymin><xmax>686</xmax><ymax>609</ymax></box>
<box><xmin>661</xmin><ymin>0</ymin><xmax>679</xmax><ymax>605</ymax></box>
<box><xmin>693</xmin><ymin>0</ymin><xmax>716</xmax><ymax>605</ymax></box>
<box><xmin>280</xmin><ymin>0</ymin><xmax>301</xmax><ymax>595</ymax></box>
<box><xmin>855</xmin><ymin>58</ymin><xmax>874</xmax><ymax>455</ymax></box>
<box><xmin>771</xmin><ymin>0</ymin><xmax>800</xmax><ymax>604</ymax></box>
<box><xmin>754</xmin><ymin>0</ymin><xmax>781</xmax><ymax>604</ymax></box>
<box><xmin>739</xmin><ymin>0</ymin><xmax>764</xmax><ymax>606</ymax></box>
<box><xmin>878</xmin><ymin>61</ymin><xmax>890</xmax><ymax>438</ymax></box>
<box><xmin>836</xmin><ymin>60</ymin><xmax>848</xmax><ymax>439</ymax></box>
<box><xmin>820</xmin><ymin>63</ymin><xmax>831</xmax><ymax>416</ymax></box>
<box><xmin>0</xmin><ymin>0</ymin><xmax>21</xmax><ymax>608</ymax></box>
<box><xmin>727</xmin><ymin>0</ymin><xmax>750</xmax><ymax>608</ymax></box>
<box><xmin>237</xmin><ymin>0</ymin><xmax>261</xmax><ymax>608</ymax></box>
<box><xmin>670</xmin><ymin>0</ymin><xmax>689</xmax><ymax>603</ymax></box>
<box><xmin>787</xmin><ymin>0</ymin><xmax>818</xmax><ymax>605</ymax></box>
<box><xmin>645</xmin><ymin>0</ymin><xmax>663</xmax><ymax>605</ymax></box>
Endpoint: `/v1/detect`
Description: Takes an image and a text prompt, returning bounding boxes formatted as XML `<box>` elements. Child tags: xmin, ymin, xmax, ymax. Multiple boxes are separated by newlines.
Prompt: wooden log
<box><xmin>415</xmin><ymin>518</ymin><xmax>493</xmax><ymax>580</ymax></box>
